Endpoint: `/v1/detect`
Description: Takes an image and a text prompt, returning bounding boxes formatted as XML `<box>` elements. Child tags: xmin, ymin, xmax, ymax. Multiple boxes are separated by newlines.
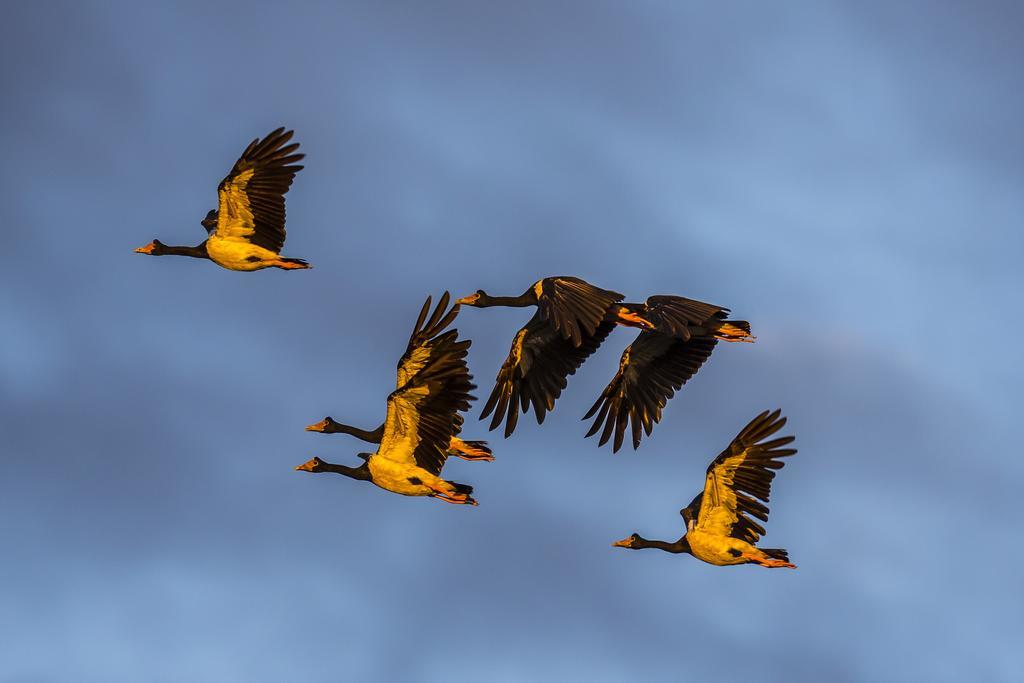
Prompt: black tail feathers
<box><xmin>762</xmin><ymin>548</ymin><xmax>790</xmax><ymax>562</ymax></box>
<box><xmin>451</xmin><ymin>482</ymin><xmax>474</xmax><ymax>495</ymax></box>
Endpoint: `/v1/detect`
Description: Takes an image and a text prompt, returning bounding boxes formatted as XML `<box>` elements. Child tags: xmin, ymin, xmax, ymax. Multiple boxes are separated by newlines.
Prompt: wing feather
<box><xmin>691</xmin><ymin>410</ymin><xmax>797</xmax><ymax>543</ymax></box>
<box><xmin>480</xmin><ymin>311</ymin><xmax>616</xmax><ymax>438</ymax></box>
<box><xmin>378</xmin><ymin>295</ymin><xmax>475</xmax><ymax>475</ymax></box>
<box><xmin>584</xmin><ymin>333</ymin><xmax>718</xmax><ymax>451</ymax></box>
<box><xmin>396</xmin><ymin>293</ymin><xmax>460</xmax><ymax>388</ymax></box>
<box><xmin>537</xmin><ymin>277</ymin><xmax>624</xmax><ymax>346</ymax></box>
<box><xmin>214</xmin><ymin>127</ymin><xmax>305</xmax><ymax>253</ymax></box>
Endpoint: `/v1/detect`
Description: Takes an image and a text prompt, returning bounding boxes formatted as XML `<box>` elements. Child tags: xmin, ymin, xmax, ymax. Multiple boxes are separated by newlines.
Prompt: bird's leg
<box><xmin>448</xmin><ymin>439</ymin><xmax>495</xmax><ymax>462</ymax></box>
<box><xmin>742</xmin><ymin>552</ymin><xmax>796</xmax><ymax>569</ymax></box>
<box><xmin>713</xmin><ymin>323</ymin><xmax>756</xmax><ymax>343</ymax></box>
<box><xmin>450</xmin><ymin>451</ymin><xmax>494</xmax><ymax>462</ymax></box>
<box><xmin>430</xmin><ymin>493</ymin><xmax>463</xmax><ymax>504</ymax></box>
<box><xmin>270</xmin><ymin>259</ymin><xmax>312</xmax><ymax>270</ymax></box>
<box><xmin>425</xmin><ymin>481</ymin><xmax>478</xmax><ymax>505</ymax></box>
<box><xmin>762</xmin><ymin>557</ymin><xmax>796</xmax><ymax>569</ymax></box>
<box><xmin>613</xmin><ymin>305</ymin><xmax>656</xmax><ymax>330</ymax></box>
<box><xmin>430</xmin><ymin>492</ymin><xmax>478</xmax><ymax>506</ymax></box>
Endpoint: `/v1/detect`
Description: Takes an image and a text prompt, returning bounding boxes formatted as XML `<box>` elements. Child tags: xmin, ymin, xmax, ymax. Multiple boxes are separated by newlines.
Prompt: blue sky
<box><xmin>1</xmin><ymin>2</ymin><xmax>1021</xmax><ymax>681</ymax></box>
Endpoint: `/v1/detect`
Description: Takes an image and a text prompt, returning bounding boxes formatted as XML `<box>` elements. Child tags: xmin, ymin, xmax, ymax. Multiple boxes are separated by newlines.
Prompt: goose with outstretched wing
<box><xmin>457</xmin><ymin>276</ymin><xmax>628</xmax><ymax>437</ymax></box>
<box><xmin>613</xmin><ymin>410</ymin><xmax>798</xmax><ymax>568</ymax></box>
<box><xmin>584</xmin><ymin>295</ymin><xmax>754</xmax><ymax>452</ymax></box>
<box><xmin>305</xmin><ymin>293</ymin><xmax>493</xmax><ymax>462</ymax></box>
<box><xmin>135</xmin><ymin>127</ymin><xmax>310</xmax><ymax>271</ymax></box>
<box><xmin>296</xmin><ymin>294</ymin><xmax>479</xmax><ymax>505</ymax></box>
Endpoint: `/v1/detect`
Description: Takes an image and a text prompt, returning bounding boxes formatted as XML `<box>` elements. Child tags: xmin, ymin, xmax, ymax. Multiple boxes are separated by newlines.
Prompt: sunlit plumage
<box><xmin>613</xmin><ymin>410</ymin><xmax>798</xmax><ymax>568</ymax></box>
<box><xmin>134</xmin><ymin>127</ymin><xmax>310</xmax><ymax>271</ymax></box>
<box><xmin>295</xmin><ymin>293</ymin><xmax>480</xmax><ymax>505</ymax></box>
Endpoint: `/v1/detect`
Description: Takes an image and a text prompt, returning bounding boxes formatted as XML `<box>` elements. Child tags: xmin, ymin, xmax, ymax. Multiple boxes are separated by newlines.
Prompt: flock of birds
<box><xmin>135</xmin><ymin>127</ymin><xmax>801</xmax><ymax>570</ymax></box>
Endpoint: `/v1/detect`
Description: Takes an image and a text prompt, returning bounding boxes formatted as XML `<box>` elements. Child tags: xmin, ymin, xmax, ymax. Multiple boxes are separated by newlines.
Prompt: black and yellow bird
<box><xmin>613</xmin><ymin>409</ymin><xmax>797</xmax><ymax>568</ymax></box>
<box><xmin>456</xmin><ymin>276</ymin><xmax>632</xmax><ymax>437</ymax></box>
<box><xmin>295</xmin><ymin>294</ymin><xmax>479</xmax><ymax>505</ymax></box>
<box><xmin>134</xmin><ymin>127</ymin><xmax>310</xmax><ymax>271</ymax></box>
<box><xmin>305</xmin><ymin>293</ymin><xmax>493</xmax><ymax>463</ymax></box>
<box><xmin>584</xmin><ymin>295</ymin><xmax>754</xmax><ymax>452</ymax></box>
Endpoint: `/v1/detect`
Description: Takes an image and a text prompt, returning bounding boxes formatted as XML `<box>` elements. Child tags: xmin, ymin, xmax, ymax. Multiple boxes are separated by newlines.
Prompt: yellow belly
<box><xmin>367</xmin><ymin>456</ymin><xmax>444</xmax><ymax>497</ymax></box>
<box><xmin>206</xmin><ymin>236</ymin><xmax>279</xmax><ymax>271</ymax></box>
<box><xmin>686</xmin><ymin>530</ymin><xmax>757</xmax><ymax>566</ymax></box>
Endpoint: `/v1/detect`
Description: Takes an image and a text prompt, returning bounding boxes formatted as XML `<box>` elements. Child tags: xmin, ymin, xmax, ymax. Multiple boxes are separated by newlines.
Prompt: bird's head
<box><xmin>305</xmin><ymin>416</ymin><xmax>338</xmax><ymax>433</ymax></box>
<box><xmin>294</xmin><ymin>456</ymin><xmax>326</xmax><ymax>473</ymax></box>
<box><xmin>134</xmin><ymin>239</ymin><xmax>166</xmax><ymax>255</ymax></box>
<box><xmin>612</xmin><ymin>533</ymin><xmax>644</xmax><ymax>549</ymax></box>
<box><xmin>456</xmin><ymin>290</ymin><xmax>488</xmax><ymax>307</ymax></box>
<box><xmin>201</xmin><ymin>209</ymin><xmax>218</xmax><ymax>232</ymax></box>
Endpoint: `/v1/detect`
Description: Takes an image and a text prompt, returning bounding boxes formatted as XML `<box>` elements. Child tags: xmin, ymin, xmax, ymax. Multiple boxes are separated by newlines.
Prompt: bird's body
<box><xmin>613</xmin><ymin>409</ymin><xmax>798</xmax><ymax>568</ymax></box>
<box><xmin>364</xmin><ymin>455</ymin><xmax>465</xmax><ymax>498</ymax></box>
<box><xmin>135</xmin><ymin>127</ymin><xmax>310</xmax><ymax>271</ymax></box>
<box><xmin>586</xmin><ymin>295</ymin><xmax>754</xmax><ymax>452</ymax></box>
<box><xmin>203</xmin><ymin>237</ymin><xmax>300</xmax><ymax>271</ymax></box>
<box><xmin>683</xmin><ymin>529</ymin><xmax>781</xmax><ymax>567</ymax></box>
<box><xmin>296</xmin><ymin>293</ymin><xmax>480</xmax><ymax>505</ymax></box>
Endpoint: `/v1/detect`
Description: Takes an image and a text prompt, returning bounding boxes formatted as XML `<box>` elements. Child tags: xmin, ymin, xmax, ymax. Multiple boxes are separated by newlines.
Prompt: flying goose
<box><xmin>456</xmin><ymin>276</ymin><xmax>631</xmax><ymax>437</ymax></box>
<box><xmin>134</xmin><ymin>127</ymin><xmax>310</xmax><ymax>271</ymax></box>
<box><xmin>295</xmin><ymin>294</ymin><xmax>479</xmax><ymax>505</ymax></box>
<box><xmin>305</xmin><ymin>293</ymin><xmax>493</xmax><ymax>462</ymax></box>
<box><xmin>613</xmin><ymin>409</ymin><xmax>797</xmax><ymax>568</ymax></box>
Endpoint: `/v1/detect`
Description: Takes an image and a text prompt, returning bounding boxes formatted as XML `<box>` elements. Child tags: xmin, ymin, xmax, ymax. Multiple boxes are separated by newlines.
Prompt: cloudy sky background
<box><xmin>1</xmin><ymin>1</ymin><xmax>1021</xmax><ymax>680</ymax></box>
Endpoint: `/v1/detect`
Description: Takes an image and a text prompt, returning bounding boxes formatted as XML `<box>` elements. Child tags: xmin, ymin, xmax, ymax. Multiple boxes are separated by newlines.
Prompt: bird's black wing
<box><xmin>480</xmin><ymin>310</ymin><xmax>616</xmax><ymax>438</ymax></box>
<box><xmin>584</xmin><ymin>332</ymin><xmax>718</xmax><ymax>452</ymax></box>
<box><xmin>536</xmin><ymin>276</ymin><xmax>624</xmax><ymax>347</ymax></box>
<box><xmin>396</xmin><ymin>292</ymin><xmax>461</xmax><ymax>389</ymax></box>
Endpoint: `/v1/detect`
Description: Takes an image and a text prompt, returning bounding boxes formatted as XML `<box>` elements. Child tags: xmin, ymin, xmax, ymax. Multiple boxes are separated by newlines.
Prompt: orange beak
<box><xmin>455</xmin><ymin>294</ymin><xmax>478</xmax><ymax>305</ymax></box>
<box><xmin>612</xmin><ymin>537</ymin><xmax>633</xmax><ymax>548</ymax></box>
<box><xmin>134</xmin><ymin>242</ymin><xmax>157</xmax><ymax>254</ymax></box>
<box><xmin>295</xmin><ymin>458</ymin><xmax>318</xmax><ymax>472</ymax></box>
<box><xmin>305</xmin><ymin>419</ymin><xmax>329</xmax><ymax>432</ymax></box>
